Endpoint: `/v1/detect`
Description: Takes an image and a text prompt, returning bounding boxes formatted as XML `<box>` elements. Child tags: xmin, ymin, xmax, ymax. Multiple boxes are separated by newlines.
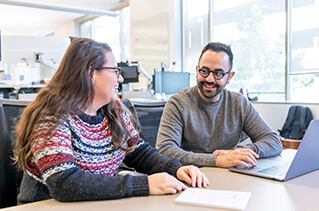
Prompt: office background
<box><xmin>0</xmin><ymin>0</ymin><xmax>318</xmax><ymax>132</ymax></box>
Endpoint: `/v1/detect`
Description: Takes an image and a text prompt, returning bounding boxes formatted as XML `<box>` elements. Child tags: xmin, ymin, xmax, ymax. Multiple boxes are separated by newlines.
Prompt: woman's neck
<box><xmin>84</xmin><ymin>104</ymin><xmax>99</xmax><ymax>116</ymax></box>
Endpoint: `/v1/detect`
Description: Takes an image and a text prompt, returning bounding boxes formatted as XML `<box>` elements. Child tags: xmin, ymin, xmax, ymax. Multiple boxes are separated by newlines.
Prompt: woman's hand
<box><xmin>148</xmin><ymin>173</ymin><xmax>188</xmax><ymax>195</ymax></box>
<box><xmin>176</xmin><ymin>165</ymin><xmax>209</xmax><ymax>188</ymax></box>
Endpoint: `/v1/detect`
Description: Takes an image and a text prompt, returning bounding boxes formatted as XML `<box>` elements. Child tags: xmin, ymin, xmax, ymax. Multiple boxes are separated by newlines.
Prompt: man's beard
<box><xmin>198</xmin><ymin>81</ymin><xmax>225</xmax><ymax>100</ymax></box>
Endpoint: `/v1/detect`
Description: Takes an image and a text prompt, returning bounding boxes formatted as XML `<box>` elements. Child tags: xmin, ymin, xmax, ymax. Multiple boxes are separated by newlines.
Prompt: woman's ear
<box><xmin>88</xmin><ymin>66</ymin><xmax>96</xmax><ymax>81</ymax></box>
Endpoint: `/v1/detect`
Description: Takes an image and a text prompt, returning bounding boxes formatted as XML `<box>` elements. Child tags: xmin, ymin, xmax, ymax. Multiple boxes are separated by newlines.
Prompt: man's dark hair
<box><xmin>198</xmin><ymin>42</ymin><xmax>233</xmax><ymax>71</ymax></box>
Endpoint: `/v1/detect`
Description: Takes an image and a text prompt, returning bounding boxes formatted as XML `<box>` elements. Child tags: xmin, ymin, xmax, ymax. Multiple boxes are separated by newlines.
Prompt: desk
<box><xmin>281</xmin><ymin>137</ymin><xmax>302</xmax><ymax>149</ymax></box>
<box><xmin>3</xmin><ymin>167</ymin><xmax>319</xmax><ymax>211</ymax></box>
<box><xmin>0</xmin><ymin>84</ymin><xmax>44</xmax><ymax>99</ymax></box>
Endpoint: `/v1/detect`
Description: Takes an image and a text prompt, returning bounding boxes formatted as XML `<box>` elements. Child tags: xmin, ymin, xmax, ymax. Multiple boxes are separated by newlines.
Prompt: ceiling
<box><xmin>0</xmin><ymin>0</ymin><xmax>127</xmax><ymax>36</ymax></box>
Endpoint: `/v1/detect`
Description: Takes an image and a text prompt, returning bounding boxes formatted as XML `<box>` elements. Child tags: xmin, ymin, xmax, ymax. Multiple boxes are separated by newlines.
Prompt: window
<box><xmin>182</xmin><ymin>0</ymin><xmax>319</xmax><ymax>103</ymax></box>
<box><xmin>80</xmin><ymin>20</ymin><xmax>92</xmax><ymax>39</ymax></box>
<box><xmin>182</xmin><ymin>0</ymin><xmax>209</xmax><ymax>87</ymax></box>
<box><xmin>79</xmin><ymin>6</ymin><xmax>131</xmax><ymax>62</ymax></box>
<box><xmin>213</xmin><ymin>0</ymin><xmax>286</xmax><ymax>102</ymax></box>
<box><xmin>289</xmin><ymin>0</ymin><xmax>319</xmax><ymax>102</ymax></box>
<box><xmin>94</xmin><ymin>16</ymin><xmax>120</xmax><ymax>58</ymax></box>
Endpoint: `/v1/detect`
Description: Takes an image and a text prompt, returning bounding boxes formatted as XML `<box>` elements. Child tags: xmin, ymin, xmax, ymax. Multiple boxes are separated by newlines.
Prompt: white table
<box><xmin>3</xmin><ymin>167</ymin><xmax>319</xmax><ymax>211</ymax></box>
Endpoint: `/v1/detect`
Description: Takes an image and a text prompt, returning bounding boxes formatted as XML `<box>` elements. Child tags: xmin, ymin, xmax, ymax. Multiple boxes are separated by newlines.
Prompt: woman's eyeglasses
<box><xmin>96</xmin><ymin>66</ymin><xmax>122</xmax><ymax>78</ymax></box>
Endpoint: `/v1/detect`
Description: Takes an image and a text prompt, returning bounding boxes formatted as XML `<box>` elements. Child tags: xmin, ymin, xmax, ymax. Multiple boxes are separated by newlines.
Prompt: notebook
<box><xmin>229</xmin><ymin>119</ymin><xmax>319</xmax><ymax>182</ymax></box>
<box><xmin>175</xmin><ymin>188</ymin><xmax>251</xmax><ymax>210</ymax></box>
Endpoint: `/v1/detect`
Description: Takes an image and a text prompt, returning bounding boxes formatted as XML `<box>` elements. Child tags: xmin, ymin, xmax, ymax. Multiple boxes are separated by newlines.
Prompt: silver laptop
<box><xmin>229</xmin><ymin>119</ymin><xmax>319</xmax><ymax>182</ymax></box>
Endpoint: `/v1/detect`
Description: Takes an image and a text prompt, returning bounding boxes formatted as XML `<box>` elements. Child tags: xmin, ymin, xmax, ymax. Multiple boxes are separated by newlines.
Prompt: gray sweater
<box><xmin>156</xmin><ymin>86</ymin><xmax>283</xmax><ymax>167</ymax></box>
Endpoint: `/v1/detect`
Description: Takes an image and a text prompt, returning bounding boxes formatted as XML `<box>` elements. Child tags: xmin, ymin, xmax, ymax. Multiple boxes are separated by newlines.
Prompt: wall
<box><xmin>130</xmin><ymin>0</ymin><xmax>172</xmax><ymax>22</ymax></box>
<box><xmin>130</xmin><ymin>0</ymin><xmax>181</xmax><ymax>90</ymax></box>
<box><xmin>129</xmin><ymin>0</ymin><xmax>181</xmax><ymax>68</ymax></box>
<box><xmin>54</xmin><ymin>22</ymin><xmax>75</xmax><ymax>38</ymax></box>
<box><xmin>252</xmin><ymin>102</ymin><xmax>319</xmax><ymax>134</ymax></box>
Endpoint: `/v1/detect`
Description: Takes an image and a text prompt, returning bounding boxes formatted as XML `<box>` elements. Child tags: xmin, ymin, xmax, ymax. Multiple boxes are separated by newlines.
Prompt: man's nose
<box><xmin>205</xmin><ymin>72</ymin><xmax>216</xmax><ymax>83</ymax></box>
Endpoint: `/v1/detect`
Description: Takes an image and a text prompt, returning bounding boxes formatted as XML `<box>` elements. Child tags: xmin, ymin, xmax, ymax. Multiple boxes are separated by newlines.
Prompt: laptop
<box><xmin>229</xmin><ymin>119</ymin><xmax>319</xmax><ymax>182</ymax></box>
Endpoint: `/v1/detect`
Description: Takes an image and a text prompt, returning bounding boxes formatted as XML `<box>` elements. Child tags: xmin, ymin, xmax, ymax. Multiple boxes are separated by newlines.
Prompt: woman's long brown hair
<box><xmin>14</xmin><ymin>38</ymin><xmax>131</xmax><ymax>171</ymax></box>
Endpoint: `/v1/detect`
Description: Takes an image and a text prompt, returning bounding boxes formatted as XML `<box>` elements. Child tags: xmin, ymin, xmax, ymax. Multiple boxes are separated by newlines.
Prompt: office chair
<box><xmin>126</xmin><ymin>99</ymin><xmax>166</xmax><ymax>148</ymax></box>
<box><xmin>0</xmin><ymin>99</ymin><xmax>31</xmax><ymax>208</ymax></box>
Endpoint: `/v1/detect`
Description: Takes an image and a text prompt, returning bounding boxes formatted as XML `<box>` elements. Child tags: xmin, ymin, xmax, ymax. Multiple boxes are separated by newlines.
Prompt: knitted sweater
<box><xmin>156</xmin><ymin>86</ymin><xmax>283</xmax><ymax>167</ymax></box>
<box><xmin>18</xmin><ymin>106</ymin><xmax>182</xmax><ymax>204</ymax></box>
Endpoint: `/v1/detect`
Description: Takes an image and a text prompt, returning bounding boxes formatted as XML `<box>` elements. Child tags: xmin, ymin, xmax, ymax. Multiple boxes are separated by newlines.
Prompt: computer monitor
<box><xmin>118</xmin><ymin>62</ymin><xmax>139</xmax><ymax>84</ymax></box>
<box><xmin>154</xmin><ymin>70</ymin><xmax>190</xmax><ymax>95</ymax></box>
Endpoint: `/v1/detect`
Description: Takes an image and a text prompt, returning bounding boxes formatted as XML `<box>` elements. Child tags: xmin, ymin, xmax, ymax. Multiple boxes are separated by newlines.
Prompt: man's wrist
<box><xmin>214</xmin><ymin>153</ymin><xmax>220</xmax><ymax>166</ymax></box>
<box><xmin>233</xmin><ymin>145</ymin><xmax>246</xmax><ymax>149</ymax></box>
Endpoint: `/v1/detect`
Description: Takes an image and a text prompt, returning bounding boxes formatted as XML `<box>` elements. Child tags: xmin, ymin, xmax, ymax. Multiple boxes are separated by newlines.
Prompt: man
<box><xmin>156</xmin><ymin>42</ymin><xmax>283</xmax><ymax>168</ymax></box>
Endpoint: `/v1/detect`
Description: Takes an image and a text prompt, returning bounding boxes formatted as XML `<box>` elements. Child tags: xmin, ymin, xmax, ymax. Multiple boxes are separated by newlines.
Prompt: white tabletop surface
<box><xmin>3</xmin><ymin>167</ymin><xmax>319</xmax><ymax>211</ymax></box>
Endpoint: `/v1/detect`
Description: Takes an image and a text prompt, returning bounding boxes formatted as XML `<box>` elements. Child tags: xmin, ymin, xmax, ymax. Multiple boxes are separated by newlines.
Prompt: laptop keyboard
<box><xmin>258</xmin><ymin>164</ymin><xmax>289</xmax><ymax>176</ymax></box>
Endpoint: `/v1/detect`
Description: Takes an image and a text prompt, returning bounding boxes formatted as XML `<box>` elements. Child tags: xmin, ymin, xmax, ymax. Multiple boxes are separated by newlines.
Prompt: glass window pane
<box><xmin>119</xmin><ymin>6</ymin><xmax>131</xmax><ymax>62</ymax></box>
<box><xmin>79</xmin><ymin>8</ymin><xmax>130</xmax><ymax>66</ymax></box>
<box><xmin>290</xmin><ymin>0</ymin><xmax>319</xmax><ymax>102</ymax></box>
<box><xmin>183</xmin><ymin>0</ymin><xmax>209</xmax><ymax>74</ymax></box>
<box><xmin>80</xmin><ymin>21</ymin><xmax>92</xmax><ymax>38</ymax></box>
<box><xmin>290</xmin><ymin>73</ymin><xmax>319</xmax><ymax>102</ymax></box>
<box><xmin>93</xmin><ymin>16</ymin><xmax>120</xmax><ymax>61</ymax></box>
<box><xmin>212</xmin><ymin>0</ymin><xmax>286</xmax><ymax>102</ymax></box>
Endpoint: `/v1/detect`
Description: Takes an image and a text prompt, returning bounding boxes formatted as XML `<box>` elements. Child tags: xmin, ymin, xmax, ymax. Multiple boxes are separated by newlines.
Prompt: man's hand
<box><xmin>176</xmin><ymin>165</ymin><xmax>209</xmax><ymax>188</ymax></box>
<box><xmin>215</xmin><ymin>149</ymin><xmax>259</xmax><ymax>168</ymax></box>
<box><xmin>213</xmin><ymin>149</ymin><xmax>231</xmax><ymax>156</ymax></box>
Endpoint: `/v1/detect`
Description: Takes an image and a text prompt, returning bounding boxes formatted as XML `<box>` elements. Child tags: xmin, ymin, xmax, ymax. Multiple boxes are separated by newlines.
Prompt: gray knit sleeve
<box><xmin>240</xmin><ymin>100</ymin><xmax>283</xmax><ymax>157</ymax></box>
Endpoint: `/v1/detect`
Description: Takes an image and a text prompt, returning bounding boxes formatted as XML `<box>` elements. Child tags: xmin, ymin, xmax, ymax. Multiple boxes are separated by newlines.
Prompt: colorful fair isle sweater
<box><xmin>18</xmin><ymin>106</ymin><xmax>182</xmax><ymax>204</ymax></box>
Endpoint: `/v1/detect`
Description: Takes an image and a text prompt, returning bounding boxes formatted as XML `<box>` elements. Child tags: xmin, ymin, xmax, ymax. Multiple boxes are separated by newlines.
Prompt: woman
<box><xmin>14</xmin><ymin>38</ymin><xmax>209</xmax><ymax>204</ymax></box>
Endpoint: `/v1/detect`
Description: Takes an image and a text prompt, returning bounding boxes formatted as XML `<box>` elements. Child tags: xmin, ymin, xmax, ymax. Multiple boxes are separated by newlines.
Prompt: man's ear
<box><xmin>227</xmin><ymin>71</ymin><xmax>235</xmax><ymax>84</ymax></box>
<box><xmin>196</xmin><ymin>65</ymin><xmax>199</xmax><ymax>79</ymax></box>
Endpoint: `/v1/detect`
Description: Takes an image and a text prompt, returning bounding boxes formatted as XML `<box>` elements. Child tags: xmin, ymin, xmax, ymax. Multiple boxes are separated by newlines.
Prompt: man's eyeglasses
<box><xmin>198</xmin><ymin>68</ymin><xmax>231</xmax><ymax>80</ymax></box>
<box><xmin>96</xmin><ymin>66</ymin><xmax>122</xmax><ymax>78</ymax></box>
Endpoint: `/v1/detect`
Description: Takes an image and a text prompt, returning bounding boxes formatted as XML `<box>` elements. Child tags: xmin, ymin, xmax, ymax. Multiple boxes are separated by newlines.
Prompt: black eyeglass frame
<box><xmin>96</xmin><ymin>66</ymin><xmax>122</xmax><ymax>78</ymax></box>
<box><xmin>198</xmin><ymin>68</ymin><xmax>231</xmax><ymax>80</ymax></box>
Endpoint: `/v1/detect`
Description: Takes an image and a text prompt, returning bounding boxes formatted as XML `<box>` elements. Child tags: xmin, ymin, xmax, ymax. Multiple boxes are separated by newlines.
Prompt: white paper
<box><xmin>175</xmin><ymin>188</ymin><xmax>251</xmax><ymax>210</ymax></box>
